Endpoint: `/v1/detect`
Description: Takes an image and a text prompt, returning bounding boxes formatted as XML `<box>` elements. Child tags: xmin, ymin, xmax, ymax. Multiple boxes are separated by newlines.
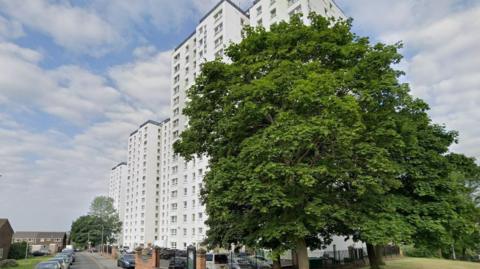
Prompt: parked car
<box><xmin>169</xmin><ymin>256</ymin><xmax>187</xmax><ymax>269</ymax></box>
<box><xmin>49</xmin><ymin>257</ymin><xmax>69</xmax><ymax>269</ymax></box>
<box><xmin>206</xmin><ymin>254</ymin><xmax>229</xmax><ymax>269</ymax></box>
<box><xmin>117</xmin><ymin>253</ymin><xmax>136</xmax><ymax>269</ymax></box>
<box><xmin>32</xmin><ymin>251</ymin><xmax>47</xmax><ymax>256</ymax></box>
<box><xmin>228</xmin><ymin>257</ymin><xmax>254</xmax><ymax>269</ymax></box>
<box><xmin>245</xmin><ymin>256</ymin><xmax>271</xmax><ymax>269</ymax></box>
<box><xmin>61</xmin><ymin>249</ymin><xmax>76</xmax><ymax>263</ymax></box>
<box><xmin>35</xmin><ymin>262</ymin><xmax>61</xmax><ymax>269</ymax></box>
<box><xmin>56</xmin><ymin>253</ymin><xmax>73</xmax><ymax>265</ymax></box>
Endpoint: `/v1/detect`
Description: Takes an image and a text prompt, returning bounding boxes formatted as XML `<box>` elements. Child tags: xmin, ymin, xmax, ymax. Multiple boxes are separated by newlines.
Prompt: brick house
<box><xmin>12</xmin><ymin>231</ymin><xmax>67</xmax><ymax>253</ymax></box>
<box><xmin>0</xmin><ymin>219</ymin><xmax>14</xmax><ymax>260</ymax></box>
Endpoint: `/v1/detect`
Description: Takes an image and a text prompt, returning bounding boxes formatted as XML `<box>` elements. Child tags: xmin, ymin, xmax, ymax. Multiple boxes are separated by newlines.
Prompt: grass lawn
<box><xmin>4</xmin><ymin>256</ymin><xmax>52</xmax><ymax>269</ymax></box>
<box><xmin>361</xmin><ymin>257</ymin><xmax>480</xmax><ymax>269</ymax></box>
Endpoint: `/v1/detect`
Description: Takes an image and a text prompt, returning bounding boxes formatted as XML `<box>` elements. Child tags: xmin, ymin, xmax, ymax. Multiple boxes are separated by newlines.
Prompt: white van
<box><xmin>206</xmin><ymin>253</ymin><xmax>229</xmax><ymax>269</ymax></box>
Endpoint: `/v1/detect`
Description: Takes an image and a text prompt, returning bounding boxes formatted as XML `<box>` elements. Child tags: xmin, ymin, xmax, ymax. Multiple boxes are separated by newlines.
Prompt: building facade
<box><xmin>122</xmin><ymin>120</ymin><xmax>170</xmax><ymax>249</ymax></box>
<box><xmin>111</xmin><ymin>0</ymin><xmax>346</xmax><ymax>250</ymax></box>
<box><xmin>249</xmin><ymin>0</ymin><xmax>345</xmax><ymax>29</ymax></box>
<box><xmin>0</xmin><ymin>219</ymin><xmax>14</xmax><ymax>260</ymax></box>
<box><xmin>108</xmin><ymin>162</ymin><xmax>127</xmax><ymax>246</ymax></box>
<box><xmin>12</xmin><ymin>231</ymin><xmax>67</xmax><ymax>253</ymax></box>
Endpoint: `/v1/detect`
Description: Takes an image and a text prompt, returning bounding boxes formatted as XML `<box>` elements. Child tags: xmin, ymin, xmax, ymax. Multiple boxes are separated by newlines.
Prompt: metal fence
<box><xmin>308</xmin><ymin>246</ymin><xmax>400</xmax><ymax>269</ymax></box>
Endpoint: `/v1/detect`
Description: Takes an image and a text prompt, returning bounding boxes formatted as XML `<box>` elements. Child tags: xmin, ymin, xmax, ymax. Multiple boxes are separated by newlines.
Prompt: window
<box><xmin>171</xmin><ymin>229</ymin><xmax>177</xmax><ymax>236</ymax></box>
<box><xmin>174</xmin><ymin>75</ymin><xmax>180</xmax><ymax>83</ymax></box>
<box><xmin>214</xmin><ymin>9</ymin><xmax>223</xmax><ymax>21</ymax></box>
<box><xmin>289</xmin><ymin>5</ymin><xmax>302</xmax><ymax>17</ymax></box>
<box><xmin>184</xmin><ymin>188</ymin><xmax>188</xmax><ymax>196</ymax></box>
<box><xmin>173</xmin><ymin>97</ymin><xmax>180</xmax><ymax>105</ymax></box>
<box><xmin>171</xmin><ymin>216</ymin><xmax>177</xmax><ymax>223</ymax></box>
<box><xmin>174</xmin><ymin>53</ymin><xmax>180</xmax><ymax>62</ymax></box>
<box><xmin>214</xmin><ymin>23</ymin><xmax>223</xmax><ymax>35</ymax></box>
<box><xmin>173</xmin><ymin>108</ymin><xmax>179</xmax><ymax>116</ymax></box>
<box><xmin>287</xmin><ymin>0</ymin><xmax>299</xmax><ymax>6</ymax></box>
<box><xmin>183</xmin><ymin>214</ymin><xmax>187</xmax><ymax>222</ymax></box>
<box><xmin>171</xmin><ymin>242</ymin><xmax>177</xmax><ymax>248</ymax></box>
<box><xmin>257</xmin><ymin>19</ymin><xmax>263</xmax><ymax>26</ymax></box>
<box><xmin>173</xmin><ymin>119</ymin><xmax>179</xmax><ymax>127</ymax></box>
<box><xmin>171</xmin><ymin>190</ymin><xmax>178</xmax><ymax>198</ymax></box>
<box><xmin>183</xmin><ymin>228</ymin><xmax>187</xmax><ymax>236</ymax></box>
<box><xmin>214</xmin><ymin>36</ymin><xmax>223</xmax><ymax>48</ymax></box>
<box><xmin>256</xmin><ymin>6</ymin><xmax>262</xmax><ymax>15</ymax></box>
<box><xmin>171</xmin><ymin>203</ymin><xmax>177</xmax><ymax>210</ymax></box>
<box><xmin>270</xmin><ymin>8</ymin><xmax>277</xmax><ymax>18</ymax></box>
<box><xmin>215</xmin><ymin>49</ymin><xmax>224</xmax><ymax>58</ymax></box>
<box><xmin>270</xmin><ymin>0</ymin><xmax>276</xmax><ymax>5</ymax></box>
<box><xmin>174</xmin><ymin>64</ymin><xmax>180</xmax><ymax>73</ymax></box>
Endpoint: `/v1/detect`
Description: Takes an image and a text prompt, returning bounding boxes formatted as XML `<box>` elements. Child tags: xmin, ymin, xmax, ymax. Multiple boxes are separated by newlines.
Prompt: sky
<box><xmin>0</xmin><ymin>0</ymin><xmax>479</xmax><ymax>232</ymax></box>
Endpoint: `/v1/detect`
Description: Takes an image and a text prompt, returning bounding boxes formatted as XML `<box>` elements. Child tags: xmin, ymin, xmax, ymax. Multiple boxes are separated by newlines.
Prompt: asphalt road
<box><xmin>70</xmin><ymin>252</ymin><xmax>118</xmax><ymax>269</ymax></box>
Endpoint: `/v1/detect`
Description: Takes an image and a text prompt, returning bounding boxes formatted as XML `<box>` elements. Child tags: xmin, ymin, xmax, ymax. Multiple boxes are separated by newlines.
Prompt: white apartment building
<box><xmin>109</xmin><ymin>162</ymin><xmax>127</xmax><ymax>212</ymax></box>
<box><xmin>164</xmin><ymin>0</ymin><xmax>346</xmax><ymax>250</ymax></box>
<box><xmin>249</xmin><ymin>0</ymin><xmax>346</xmax><ymax>29</ymax></box>
<box><xmin>122</xmin><ymin>119</ymin><xmax>171</xmax><ymax>249</ymax></box>
<box><xmin>108</xmin><ymin>162</ymin><xmax>127</xmax><ymax>245</ymax></box>
<box><xmin>165</xmin><ymin>0</ymin><xmax>249</xmax><ymax>250</ymax></box>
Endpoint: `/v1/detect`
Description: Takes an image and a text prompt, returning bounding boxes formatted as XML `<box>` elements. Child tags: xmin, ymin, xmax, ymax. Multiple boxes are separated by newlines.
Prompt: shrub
<box><xmin>0</xmin><ymin>259</ymin><xmax>18</xmax><ymax>268</ymax></box>
<box><xmin>403</xmin><ymin>245</ymin><xmax>441</xmax><ymax>258</ymax></box>
<box><xmin>8</xmin><ymin>242</ymin><xmax>27</xmax><ymax>260</ymax></box>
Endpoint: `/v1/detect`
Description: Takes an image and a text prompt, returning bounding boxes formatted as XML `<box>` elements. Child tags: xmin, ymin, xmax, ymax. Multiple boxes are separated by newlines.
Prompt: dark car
<box><xmin>118</xmin><ymin>254</ymin><xmax>136</xmax><ymax>269</ymax></box>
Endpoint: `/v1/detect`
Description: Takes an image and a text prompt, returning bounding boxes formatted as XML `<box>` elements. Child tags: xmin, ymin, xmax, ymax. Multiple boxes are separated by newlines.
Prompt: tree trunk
<box><xmin>296</xmin><ymin>239</ymin><xmax>309</xmax><ymax>269</ymax></box>
<box><xmin>374</xmin><ymin>245</ymin><xmax>385</xmax><ymax>265</ymax></box>
<box><xmin>366</xmin><ymin>243</ymin><xmax>380</xmax><ymax>269</ymax></box>
<box><xmin>272</xmin><ymin>254</ymin><xmax>282</xmax><ymax>269</ymax></box>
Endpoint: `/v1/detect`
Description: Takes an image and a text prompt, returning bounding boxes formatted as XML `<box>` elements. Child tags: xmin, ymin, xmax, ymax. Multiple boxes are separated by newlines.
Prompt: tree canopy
<box><xmin>70</xmin><ymin>196</ymin><xmax>122</xmax><ymax>248</ymax></box>
<box><xmin>174</xmin><ymin>14</ymin><xmax>480</xmax><ymax>269</ymax></box>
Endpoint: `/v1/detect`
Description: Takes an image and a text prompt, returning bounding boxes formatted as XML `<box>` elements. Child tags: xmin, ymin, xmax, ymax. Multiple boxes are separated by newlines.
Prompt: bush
<box><xmin>8</xmin><ymin>242</ymin><xmax>27</xmax><ymax>260</ymax></box>
<box><xmin>0</xmin><ymin>259</ymin><xmax>18</xmax><ymax>268</ymax></box>
<box><xmin>403</xmin><ymin>245</ymin><xmax>441</xmax><ymax>258</ymax></box>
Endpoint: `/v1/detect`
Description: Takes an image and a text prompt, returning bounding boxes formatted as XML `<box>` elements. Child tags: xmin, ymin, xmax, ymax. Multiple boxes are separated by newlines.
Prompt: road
<box><xmin>70</xmin><ymin>252</ymin><xmax>118</xmax><ymax>269</ymax></box>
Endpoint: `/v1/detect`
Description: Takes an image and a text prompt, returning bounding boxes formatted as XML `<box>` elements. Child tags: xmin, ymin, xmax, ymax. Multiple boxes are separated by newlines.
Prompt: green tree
<box><xmin>174</xmin><ymin>14</ymin><xmax>480</xmax><ymax>269</ymax></box>
<box><xmin>70</xmin><ymin>196</ymin><xmax>122</xmax><ymax>248</ymax></box>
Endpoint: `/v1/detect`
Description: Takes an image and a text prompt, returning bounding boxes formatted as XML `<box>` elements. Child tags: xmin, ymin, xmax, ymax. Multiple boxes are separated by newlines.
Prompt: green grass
<box><xmin>361</xmin><ymin>257</ymin><xmax>480</xmax><ymax>269</ymax></box>
<box><xmin>4</xmin><ymin>256</ymin><xmax>52</xmax><ymax>269</ymax></box>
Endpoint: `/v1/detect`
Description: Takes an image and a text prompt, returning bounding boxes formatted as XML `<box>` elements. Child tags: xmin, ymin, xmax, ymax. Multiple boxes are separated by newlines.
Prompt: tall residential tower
<box><xmin>164</xmin><ymin>0</ymin><xmax>345</xmax><ymax>249</ymax></box>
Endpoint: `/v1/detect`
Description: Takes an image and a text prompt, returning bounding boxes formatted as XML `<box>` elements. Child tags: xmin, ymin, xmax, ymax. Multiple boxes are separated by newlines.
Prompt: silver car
<box><xmin>35</xmin><ymin>261</ymin><xmax>61</xmax><ymax>269</ymax></box>
<box><xmin>49</xmin><ymin>257</ymin><xmax>69</xmax><ymax>269</ymax></box>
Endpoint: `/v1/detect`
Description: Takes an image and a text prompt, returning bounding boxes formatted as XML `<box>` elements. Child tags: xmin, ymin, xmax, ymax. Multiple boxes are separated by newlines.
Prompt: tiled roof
<box><xmin>13</xmin><ymin>231</ymin><xmax>66</xmax><ymax>239</ymax></box>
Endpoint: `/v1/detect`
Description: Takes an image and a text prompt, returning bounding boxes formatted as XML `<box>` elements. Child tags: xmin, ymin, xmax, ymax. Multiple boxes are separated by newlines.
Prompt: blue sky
<box><xmin>0</xmin><ymin>0</ymin><xmax>479</xmax><ymax>231</ymax></box>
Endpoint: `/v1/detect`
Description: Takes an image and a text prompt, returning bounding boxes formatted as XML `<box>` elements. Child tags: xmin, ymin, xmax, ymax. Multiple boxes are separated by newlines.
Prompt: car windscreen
<box><xmin>36</xmin><ymin>262</ymin><xmax>57</xmax><ymax>269</ymax></box>
<box><xmin>124</xmin><ymin>254</ymin><xmax>135</xmax><ymax>260</ymax></box>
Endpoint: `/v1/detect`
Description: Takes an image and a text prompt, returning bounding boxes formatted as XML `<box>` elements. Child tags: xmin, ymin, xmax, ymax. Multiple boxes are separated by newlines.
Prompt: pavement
<box><xmin>70</xmin><ymin>252</ymin><xmax>118</xmax><ymax>269</ymax></box>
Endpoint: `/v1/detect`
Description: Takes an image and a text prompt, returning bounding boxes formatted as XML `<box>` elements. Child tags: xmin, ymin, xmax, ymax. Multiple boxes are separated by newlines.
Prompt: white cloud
<box><xmin>338</xmin><ymin>0</ymin><xmax>480</xmax><ymax>161</ymax></box>
<box><xmin>109</xmin><ymin>50</ymin><xmax>172</xmax><ymax>119</ymax></box>
<box><xmin>0</xmin><ymin>42</ymin><xmax>172</xmax><ymax>229</ymax></box>
<box><xmin>0</xmin><ymin>15</ymin><xmax>24</xmax><ymax>39</ymax></box>
<box><xmin>0</xmin><ymin>0</ymin><xmax>120</xmax><ymax>55</ymax></box>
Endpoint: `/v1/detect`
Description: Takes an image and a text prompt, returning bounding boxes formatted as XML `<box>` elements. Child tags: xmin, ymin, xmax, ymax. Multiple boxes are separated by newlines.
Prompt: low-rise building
<box><xmin>12</xmin><ymin>231</ymin><xmax>67</xmax><ymax>253</ymax></box>
<box><xmin>0</xmin><ymin>219</ymin><xmax>14</xmax><ymax>260</ymax></box>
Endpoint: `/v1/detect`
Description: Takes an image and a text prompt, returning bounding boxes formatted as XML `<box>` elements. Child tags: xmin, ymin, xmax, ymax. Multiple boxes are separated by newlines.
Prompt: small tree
<box><xmin>8</xmin><ymin>242</ymin><xmax>27</xmax><ymax>259</ymax></box>
<box><xmin>70</xmin><ymin>196</ymin><xmax>122</xmax><ymax>248</ymax></box>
